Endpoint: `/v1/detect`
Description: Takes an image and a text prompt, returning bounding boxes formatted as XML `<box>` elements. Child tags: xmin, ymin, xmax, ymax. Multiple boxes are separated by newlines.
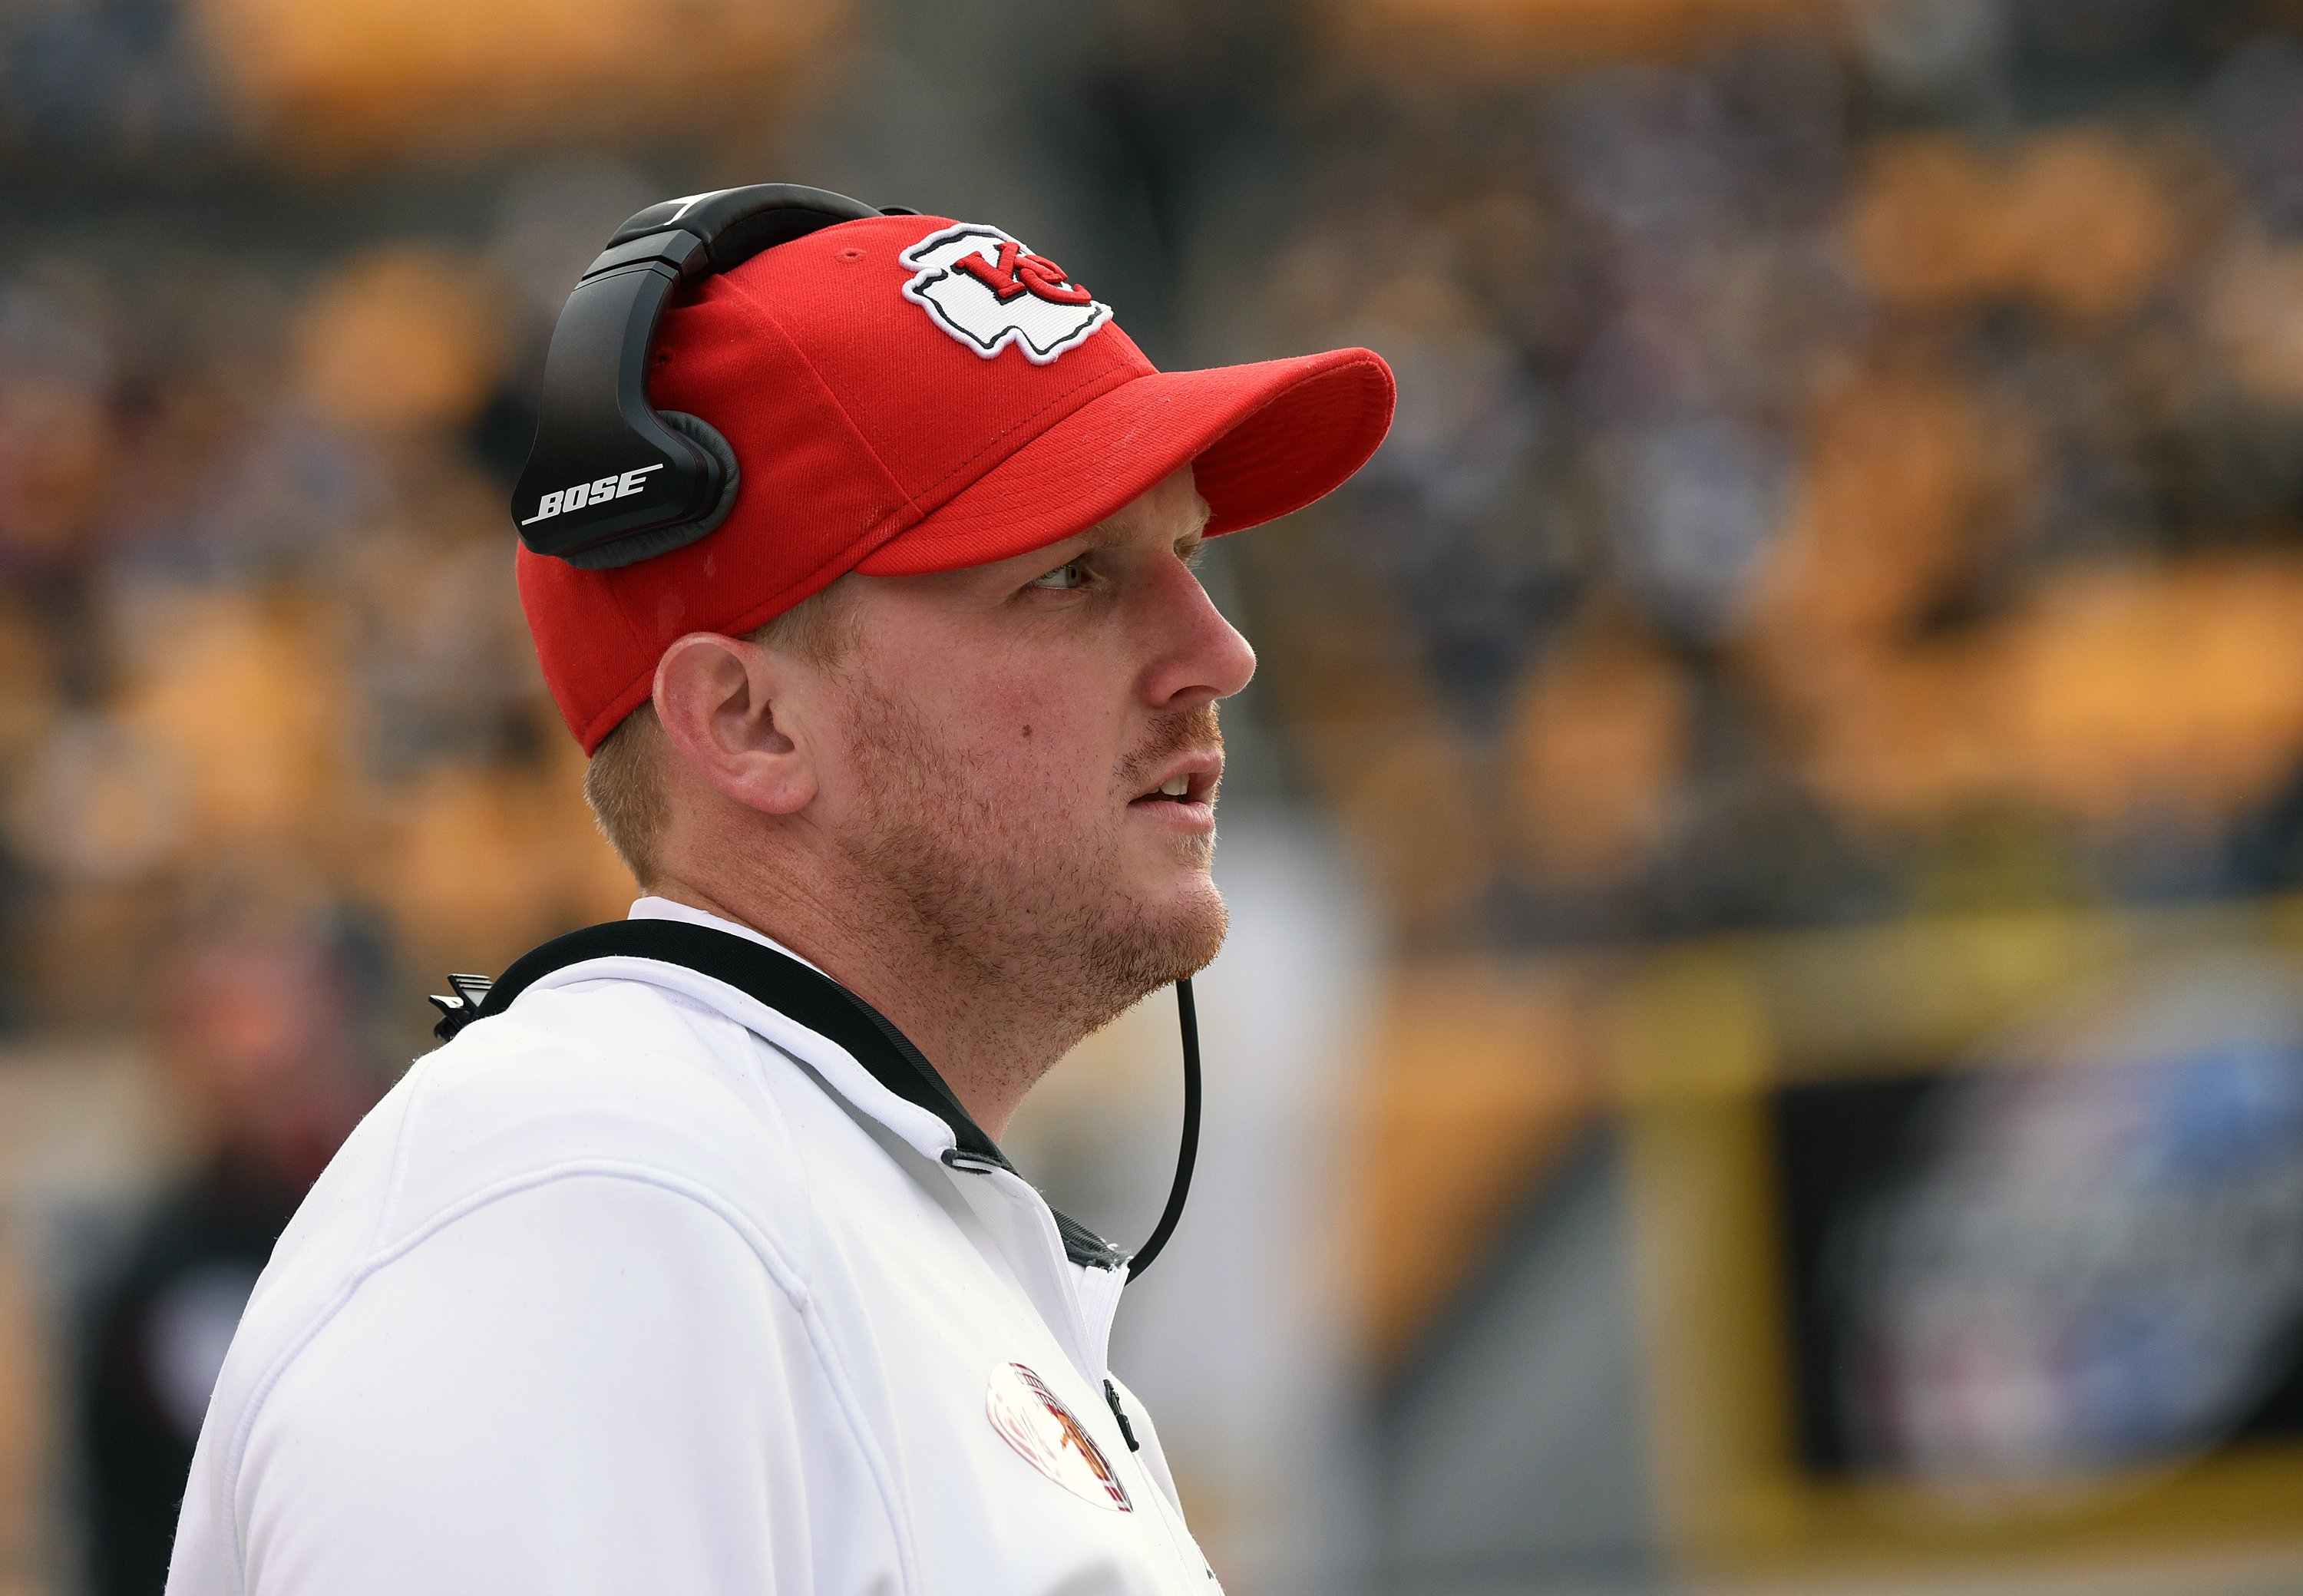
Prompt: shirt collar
<box><xmin>511</xmin><ymin>906</ymin><xmax>1130</xmax><ymax>1272</ymax></box>
<box><xmin>626</xmin><ymin>894</ymin><xmax>823</xmax><ymax>970</ymax></box>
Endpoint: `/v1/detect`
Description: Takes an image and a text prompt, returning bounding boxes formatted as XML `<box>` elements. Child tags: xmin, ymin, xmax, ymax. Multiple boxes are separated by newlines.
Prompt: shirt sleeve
<box><xmin>227</xmin><ymin>1174</ymin><xmax>900</xmax><ymax>1596</ymax></box>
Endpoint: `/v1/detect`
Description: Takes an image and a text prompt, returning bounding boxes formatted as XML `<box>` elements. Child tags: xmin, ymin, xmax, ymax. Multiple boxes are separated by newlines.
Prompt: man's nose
<box><xmin>1139</xmin><ymin>557</ymin><xmax>1257</xmax><ymax>711</ymax></box>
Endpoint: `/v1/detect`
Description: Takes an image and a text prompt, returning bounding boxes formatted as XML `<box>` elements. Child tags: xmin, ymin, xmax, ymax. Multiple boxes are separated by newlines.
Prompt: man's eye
<box><xmin>1030</xmin><ymin>561</ymin><xmax>1087</xmax><ymax>590</ymax></box>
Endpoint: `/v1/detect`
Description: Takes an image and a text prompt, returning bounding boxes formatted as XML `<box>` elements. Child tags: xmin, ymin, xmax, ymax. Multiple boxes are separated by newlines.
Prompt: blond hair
<box><xmin>583</xmin><ymin>582</ymin><xmax>854</xmax><ymax>885</ymax></box>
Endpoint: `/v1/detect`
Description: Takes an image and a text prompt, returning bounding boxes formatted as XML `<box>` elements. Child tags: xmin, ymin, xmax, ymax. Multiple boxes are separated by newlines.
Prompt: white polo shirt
<box><xmin>166</xmin><ymin>897</ymin><xmax>1221</xmax><ymax>1596</ymax></box>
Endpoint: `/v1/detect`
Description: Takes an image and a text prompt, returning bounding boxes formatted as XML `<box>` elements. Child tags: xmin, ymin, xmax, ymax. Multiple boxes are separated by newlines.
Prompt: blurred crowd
<box><xmin>7</xmin><ymin>0</ymin><xmax>2303</xmax><ymax>1589</ymax></box>
<box><xmin>0</xmin><ymin>187</ymin><xmax>644</xmax><ymax>1037</ymax></box>
<box><xmin>1254</xmin><ymin>2</ymin><xmax>2303</xmax><ymax>944</ymax></box>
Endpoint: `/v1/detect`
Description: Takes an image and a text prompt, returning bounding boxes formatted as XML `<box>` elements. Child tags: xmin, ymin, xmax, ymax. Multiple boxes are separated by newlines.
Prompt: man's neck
<box><xmin>643</xmin><ymin>870</ymin><xmax>1080</xmax><ymax>1142</ymax></box>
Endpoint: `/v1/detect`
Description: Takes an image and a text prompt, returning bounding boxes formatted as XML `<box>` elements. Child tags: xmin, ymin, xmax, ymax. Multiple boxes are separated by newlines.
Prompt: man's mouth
<box><xmin>1130</xmin><ymin>757</ymin><xmax>1221</xmax><ymax>808</ymax></box>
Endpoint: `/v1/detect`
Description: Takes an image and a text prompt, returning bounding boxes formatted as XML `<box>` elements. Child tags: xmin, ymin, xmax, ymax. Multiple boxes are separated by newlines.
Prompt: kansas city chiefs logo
<box><xmin>900</xmin><ymin>224</ymin><xmax>1112</xmax><ymax>365</ymax></box>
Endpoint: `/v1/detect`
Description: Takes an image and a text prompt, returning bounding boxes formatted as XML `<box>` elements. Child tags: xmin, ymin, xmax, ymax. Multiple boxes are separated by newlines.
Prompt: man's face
<box><xmin>810</xmin><ymin>467</ymin><xmax>1254</xmax><ymax>1019</ymax></box>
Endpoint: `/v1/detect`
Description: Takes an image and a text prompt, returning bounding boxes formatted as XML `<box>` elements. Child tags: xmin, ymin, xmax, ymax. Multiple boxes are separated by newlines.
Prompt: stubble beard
<box><xmin>835</xmin><ymin>679</ymin><xmax>1228</xmax><ymax>1073</ymax></box>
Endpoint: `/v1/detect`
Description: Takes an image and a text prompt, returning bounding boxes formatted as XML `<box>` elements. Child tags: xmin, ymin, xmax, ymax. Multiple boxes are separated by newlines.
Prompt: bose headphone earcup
<box><xmin>553</xmin><ymin>411</ymin><xmax>742</xmax><ymax>570</ymax></box>
<box><xmin>661</xmin><ymin>411</ymin><xmax>742</xmax><ymax>533</ymax></box>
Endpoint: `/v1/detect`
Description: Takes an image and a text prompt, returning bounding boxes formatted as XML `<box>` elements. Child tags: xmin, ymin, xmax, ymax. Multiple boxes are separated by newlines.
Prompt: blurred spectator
<box><xmin>71</xmin><ymin>924</ymin><xmax>378</xmax><ymax>1596</ymax></box>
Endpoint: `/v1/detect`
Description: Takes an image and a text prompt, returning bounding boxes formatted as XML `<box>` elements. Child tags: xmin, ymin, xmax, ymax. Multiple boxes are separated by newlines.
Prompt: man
<box><xmin>81</xmin><ymin>927</ymin><xmax>375</xmax><ymax>1596</ymax></box>
<box><xmin>167</xmin><ymin>199</ymin><xmax>1392</xmax><ymax>1594</ymax></box>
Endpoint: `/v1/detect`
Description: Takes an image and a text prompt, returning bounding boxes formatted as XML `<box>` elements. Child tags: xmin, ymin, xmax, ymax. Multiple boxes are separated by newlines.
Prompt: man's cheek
<box><xmin>1003</xmin><ymin>738</ymin><xmax>1099</xmax><ymax>820</ymax></box>
<box><xmin>993</xmin><ymin>697</ymin><xmax>1104</xmax><ymax>780</ymax></box>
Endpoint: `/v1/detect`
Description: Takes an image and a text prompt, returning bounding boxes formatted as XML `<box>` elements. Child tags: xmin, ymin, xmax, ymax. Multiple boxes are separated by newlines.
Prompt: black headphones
<box><xmin>511</xmin><ymin>183</ymin><xmax>909</xmax><ymax>570</ymax></box>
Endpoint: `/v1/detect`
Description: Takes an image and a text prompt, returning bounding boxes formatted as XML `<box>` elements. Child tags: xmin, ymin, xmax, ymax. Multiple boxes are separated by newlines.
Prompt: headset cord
<box><xmin>1125</xmin><ymin>977</ymin><xmax>1202</xmax><ymax>1280</ymax></box>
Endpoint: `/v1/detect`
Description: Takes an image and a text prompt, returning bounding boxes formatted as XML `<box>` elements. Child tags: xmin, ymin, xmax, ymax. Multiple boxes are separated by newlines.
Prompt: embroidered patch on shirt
<box><xmin>985</xmin><ymin>1361</ymin><xmax>1132</xmax><ymax>1511</ymax></box>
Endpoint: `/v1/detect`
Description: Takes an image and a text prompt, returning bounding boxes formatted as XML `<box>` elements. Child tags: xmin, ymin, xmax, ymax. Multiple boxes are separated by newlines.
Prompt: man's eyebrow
<box><xmin>1178</xmin><ymin>502</ymin><xmax>1211</xmax><ymax>551</ymax></box>
<box><xmin>1077</xmin><ymin>502</ymin><xmax>1212</xmax><ymax>553</ymax></box>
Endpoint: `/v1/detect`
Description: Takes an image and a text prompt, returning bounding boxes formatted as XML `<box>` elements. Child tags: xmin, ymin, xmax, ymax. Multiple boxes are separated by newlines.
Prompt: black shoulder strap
<box><xmin>428</xmin><ymin>919</ymin><xmax>1128</xmax><ymax>1270</ymax></box>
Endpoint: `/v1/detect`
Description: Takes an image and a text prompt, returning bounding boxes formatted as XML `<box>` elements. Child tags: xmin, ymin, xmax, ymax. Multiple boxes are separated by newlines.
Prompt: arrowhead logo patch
<box><xmin>900</xmin><ymin>224</ymin><xmax>1112</xmax><ymax>365</ymax></box>
<box><xmin>985</xmin><ymin>1362</ymin><xmax>1132</xmax><ymax>1511</ymax></box>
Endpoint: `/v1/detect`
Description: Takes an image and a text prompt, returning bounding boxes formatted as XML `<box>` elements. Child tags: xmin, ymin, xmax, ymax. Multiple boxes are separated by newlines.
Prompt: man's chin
<box><xmin>1109</xmin><ymin>876</ymin><xmax>1228</xmax><ymax>993</ymax></box>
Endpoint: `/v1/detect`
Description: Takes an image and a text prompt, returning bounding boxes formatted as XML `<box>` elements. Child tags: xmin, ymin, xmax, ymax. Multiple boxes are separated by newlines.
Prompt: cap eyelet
<box><xmin>835</xmin><ymin>246</ymin><xmax>867</xmax><ymax>264</ymax></box>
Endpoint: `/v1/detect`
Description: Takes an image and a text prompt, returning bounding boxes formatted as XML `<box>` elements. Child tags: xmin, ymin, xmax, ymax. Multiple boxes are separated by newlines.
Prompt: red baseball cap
<box><xmin>517</xmin><ymin>212</ymin><xmax>1395</xmax><ymax>752</ymax></box>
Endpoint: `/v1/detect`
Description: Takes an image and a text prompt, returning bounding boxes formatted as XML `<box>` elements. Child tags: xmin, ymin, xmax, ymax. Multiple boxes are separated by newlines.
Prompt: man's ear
<box><xmin>652</xmin><ymin>632</ymin><xmax>818</xmax><ymax>816</ymax></box>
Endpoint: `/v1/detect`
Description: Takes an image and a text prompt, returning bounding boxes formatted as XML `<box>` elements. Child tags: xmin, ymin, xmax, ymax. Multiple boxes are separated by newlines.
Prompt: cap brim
<box><xmin>854</xmin><ymin>346</ymin><xmax>1395</xmax><ymax>577</ymax></box>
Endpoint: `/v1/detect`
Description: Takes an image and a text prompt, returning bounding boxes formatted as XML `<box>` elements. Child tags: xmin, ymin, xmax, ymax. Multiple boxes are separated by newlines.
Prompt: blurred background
<box><xmin>5</xmin><ymin>0</ymin><xmax>2303</xmax><ymax>1591</ymax></box>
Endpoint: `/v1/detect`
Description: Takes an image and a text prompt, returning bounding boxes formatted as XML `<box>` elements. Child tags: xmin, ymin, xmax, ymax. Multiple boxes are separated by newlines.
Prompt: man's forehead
<box><xmin>1074</xmin><ymin>470</ymin><xmax>1211</xmax><ymax>552</ymax></box>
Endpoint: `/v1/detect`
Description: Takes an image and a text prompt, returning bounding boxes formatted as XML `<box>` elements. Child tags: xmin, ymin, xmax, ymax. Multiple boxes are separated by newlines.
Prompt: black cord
<box><xmin>1126</xmin><ymin>977</ymin><xmax>1201</xmax><ymax>1280</ymax></box>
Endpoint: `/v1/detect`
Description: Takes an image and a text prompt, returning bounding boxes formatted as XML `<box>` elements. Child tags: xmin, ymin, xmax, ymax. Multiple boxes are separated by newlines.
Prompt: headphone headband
<box><xmin>511</xmin><ymin>183</ymin><xmax>887</xmax><ymax>570</ymax></box>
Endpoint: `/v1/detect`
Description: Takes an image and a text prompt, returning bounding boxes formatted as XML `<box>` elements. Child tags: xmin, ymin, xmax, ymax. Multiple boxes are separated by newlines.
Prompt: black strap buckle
<box><xmin>427</xmin><ymin>972</ymin><xmax>494</xmax><ymax>1043</ymax></box>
